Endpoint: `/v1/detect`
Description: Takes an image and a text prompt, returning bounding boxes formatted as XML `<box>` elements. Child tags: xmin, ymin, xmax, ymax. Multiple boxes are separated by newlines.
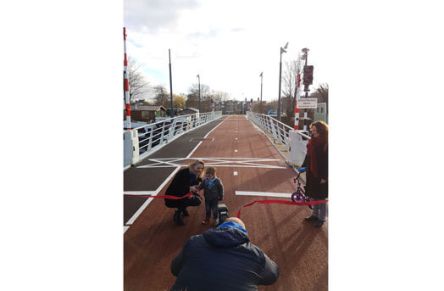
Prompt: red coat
<box><xmin>303</xmin><ymin>137</ymin><xmax>328</xmax><ymax>200</ymax></box>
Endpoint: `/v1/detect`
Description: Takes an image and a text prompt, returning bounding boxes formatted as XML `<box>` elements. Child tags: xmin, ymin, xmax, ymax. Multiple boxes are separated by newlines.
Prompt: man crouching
<box><xmin>170</xmin><ymin>217</ymin><xmax>279</xmax><ymax>291</ymax></box>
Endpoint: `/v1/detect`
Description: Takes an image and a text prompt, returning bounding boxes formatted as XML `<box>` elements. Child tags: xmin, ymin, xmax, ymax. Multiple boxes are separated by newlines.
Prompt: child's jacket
<box><xmin>200</xmin><ymin>177</ymin><xmax>224</xmax><ymax>201</ymax></box>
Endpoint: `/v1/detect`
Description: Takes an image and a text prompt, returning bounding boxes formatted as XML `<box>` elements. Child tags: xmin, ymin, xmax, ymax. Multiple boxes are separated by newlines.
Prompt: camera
<box><xmin>216</xmin><ymin>202</ymin><xmax>229</xmax><ymax>226</ymax></box>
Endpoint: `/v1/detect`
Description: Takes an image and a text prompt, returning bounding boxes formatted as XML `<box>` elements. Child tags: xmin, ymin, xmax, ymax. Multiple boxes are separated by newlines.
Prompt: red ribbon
<box><xmin>236</xmin><ymin>199</ymin><xmax>328</xmax><ymax>218</ymax></box>
<box><xmin>124</xmin><ymin>192</ymin><xmax>195</xmax><ymax>200</ymax></box>
<box><xmin>125</xmin><ymin>192</ymin><xmax>327</xmax><ymax>219</ymax></box>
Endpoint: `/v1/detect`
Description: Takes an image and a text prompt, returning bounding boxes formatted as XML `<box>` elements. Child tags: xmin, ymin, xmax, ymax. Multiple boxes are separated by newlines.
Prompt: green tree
<box><xmin>173</xmin><ymin>94</ymin><xmax>186</xmax><ymax>109</ymax></box>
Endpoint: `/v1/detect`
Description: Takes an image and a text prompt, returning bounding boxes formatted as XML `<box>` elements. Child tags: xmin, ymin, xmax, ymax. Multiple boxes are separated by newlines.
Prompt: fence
<box><xmin>124</xmin><ymin>111</ymin><xmax>222</xmax><ymax>168</ymax></box>
<box><xmin>246</xmin><ymin>111</ymin><xmax>310</xmax><ymax>166</ymax></box>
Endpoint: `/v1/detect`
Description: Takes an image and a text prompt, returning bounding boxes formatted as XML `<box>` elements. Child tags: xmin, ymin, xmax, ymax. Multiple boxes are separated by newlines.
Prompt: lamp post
<box><xmin>196</xmin><ymin>74</ymin><xmax>201</xmax><ymax>112</ymax></box>
<box><xmin>259</xmin><ymin>72</ymin><xmax>263</xmax><ymax>113</ymax></box>
<box><xmin>278</xmin><ymin>42</ymin><xmax>288</xmax><ymax>120</ymax></box>
<box><xmin>168</xmin><ymin>49</ymin><xmax>174</xmax><ymax>117</ymax></box>
<box><xmin>293</xmin><ymin>53</ymin><xmax>302</xmax><ymax>130</ymax></box>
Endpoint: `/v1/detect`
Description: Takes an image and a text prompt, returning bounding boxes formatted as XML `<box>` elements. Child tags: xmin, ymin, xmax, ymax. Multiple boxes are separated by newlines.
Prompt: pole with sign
<box><xmin>297</xmin><ymin>98</ymin><xmax>318</xmax><ymax>109</ymax></box>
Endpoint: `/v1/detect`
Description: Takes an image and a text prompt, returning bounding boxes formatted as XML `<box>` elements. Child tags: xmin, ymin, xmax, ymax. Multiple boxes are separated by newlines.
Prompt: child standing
<box><xmin>199</xmin><ymin>167</ymin><xmax>224</xmax><ymax>225</ymax></box>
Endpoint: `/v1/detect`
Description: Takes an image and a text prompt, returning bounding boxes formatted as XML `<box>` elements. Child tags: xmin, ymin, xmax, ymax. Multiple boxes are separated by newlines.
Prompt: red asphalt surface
<box><xmin>124</xmin><ymin>115</ymin><xmax>328</xmax><ymax>291</ymax></box>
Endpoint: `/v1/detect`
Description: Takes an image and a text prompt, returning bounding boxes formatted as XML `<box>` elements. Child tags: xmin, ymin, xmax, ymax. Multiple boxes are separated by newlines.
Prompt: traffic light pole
<box><xmin>302</xmin><ymin>49</ymin><xmax>309</xmax><ymax>132</ymax></box>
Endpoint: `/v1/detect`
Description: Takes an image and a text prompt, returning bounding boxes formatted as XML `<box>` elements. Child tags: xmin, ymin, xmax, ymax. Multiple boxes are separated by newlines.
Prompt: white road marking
<box><xmin>235</xmin><ymin>191</ymin><xmax>292</xmax><ymax>198</ymax></box>
<box><xmin>137</xmin><ymin>157</ymin><xmax>286</xmax><ymax>169</ymax></box>
<box><xmin>234</xmin><ymin>171</ymin><xmax>238</xmax><ymax>176</ymax></box>
<box><xmin>138</xmin><ymin>164</ymin><xmax>286</xmax><ymax>169</ymax></box>
<box><xmin>125</xmin><ymin>197</ymin><xmax>154</xmax><ymax>227</ymax></box>
<box><xmin>187</xmin><ymin>141</ymin><xmax>203</xmax><ymax>158</ymax></box>
<box><xmin>142</xmin><ymin>157</ymin><xmax>281</xmax><ymax>161</ymax></box>
<box><xmin>123</xmin><ymin>191</ymin><xmax>155</xmax><ymax>195</ymax></box>
<box><xmin>203</xmin><ymin>118</ymin><xmax>225</xmax><ymax>139</ymax></box>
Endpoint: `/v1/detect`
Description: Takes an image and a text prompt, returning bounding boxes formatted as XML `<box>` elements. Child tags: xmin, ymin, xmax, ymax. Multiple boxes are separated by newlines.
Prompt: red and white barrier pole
<box><xmin>123</xmin><ymin>27</ymin><xmax>131</xmax><ymax>130</ymax></box>
<box><xmin>294</xmin><ymin>56</ymin><xmax>302</xmax><ymax>130</ymax></box>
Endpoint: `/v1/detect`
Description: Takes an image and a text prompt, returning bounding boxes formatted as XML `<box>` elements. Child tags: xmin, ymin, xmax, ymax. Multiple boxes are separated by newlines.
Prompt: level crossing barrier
<box><xmin>124</xmin><ymin>111</ymin><xmax>222</xmax><ymax>168</ymax></box>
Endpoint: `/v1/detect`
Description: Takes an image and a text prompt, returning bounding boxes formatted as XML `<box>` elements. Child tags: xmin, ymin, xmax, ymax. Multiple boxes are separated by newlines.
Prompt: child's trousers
<box><xmin>205</xmin><ymin>198</ymin><xmax>219</xmax><ymax>220</ymax></box>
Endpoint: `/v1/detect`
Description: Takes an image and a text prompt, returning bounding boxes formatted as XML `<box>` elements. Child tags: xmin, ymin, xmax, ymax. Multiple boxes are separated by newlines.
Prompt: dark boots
<box><xmin>173</xmin><ymin>210</ymin><xmax>184</xmax><ymax>225</ymax></box>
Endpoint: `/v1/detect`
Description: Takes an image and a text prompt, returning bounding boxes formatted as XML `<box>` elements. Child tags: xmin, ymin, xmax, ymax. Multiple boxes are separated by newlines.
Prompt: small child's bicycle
<box><xmin>291</xmin><ymin>167</ymin><xmax>311</xmax><ymax>206</ymax></box>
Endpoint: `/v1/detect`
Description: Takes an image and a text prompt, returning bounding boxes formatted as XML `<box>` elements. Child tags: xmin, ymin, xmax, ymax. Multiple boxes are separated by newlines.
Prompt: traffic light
<box><xmin>303</xmin><ymin>65</ymin><xmax>314</xmax><ymax>86</ymax></box>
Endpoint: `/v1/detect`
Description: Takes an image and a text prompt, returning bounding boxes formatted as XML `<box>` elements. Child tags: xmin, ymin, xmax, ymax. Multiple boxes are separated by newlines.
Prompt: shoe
<box><xmin>313</xmin><ymin>218</ymin><xmax>324</xmax><ymax>228</ymax></box>
<box><xmin>182</xmin><ymin>208</ymin><xmax>189</xmax><ymax>217</ymax></box>
<box><xmin>174</xmin><ymin>211</ymin><xmax>185</xmax><ymax>225</ymax></box>
<box><xmin>304</xmin><ymin>216</ymin><xmax>317</xmax><ymax>223</ymax></box>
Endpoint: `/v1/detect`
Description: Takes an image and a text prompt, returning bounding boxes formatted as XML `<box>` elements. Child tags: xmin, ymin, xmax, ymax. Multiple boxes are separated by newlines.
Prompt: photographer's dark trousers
<box><xmin>204</xmin><ymin>198</ymin><xmax>218</xmax><ymax>220</ymax></box>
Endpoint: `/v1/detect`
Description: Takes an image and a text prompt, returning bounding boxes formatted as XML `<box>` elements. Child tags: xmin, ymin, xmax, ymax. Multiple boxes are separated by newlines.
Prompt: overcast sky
<box><xmin>124</xmin><ymin>0</ymin><xmax>334</xmax><ymax>101</ymax></box>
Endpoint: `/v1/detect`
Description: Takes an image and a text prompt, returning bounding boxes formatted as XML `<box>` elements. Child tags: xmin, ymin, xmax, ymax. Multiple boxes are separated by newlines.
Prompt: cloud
<box><xmin>124</xmin><ymin>0</ymin><xmax>333</xmax><ymax>101</ymax></box>
<box><xmin>124</xmin><ymin>0</ymin><xmax>200</xmax><ymax>32</ymax></box>
<box><xmin>187</xmin><ymin>28</ymin><xmax>220</xmax><ymax>40</ymax></box>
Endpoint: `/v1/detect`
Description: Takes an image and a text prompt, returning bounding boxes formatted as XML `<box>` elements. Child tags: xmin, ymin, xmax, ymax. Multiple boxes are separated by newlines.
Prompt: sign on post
<box><xmin>297</xmin><ymin>98</ymin><xmax>318</xmax><ymax>109</ymax></box>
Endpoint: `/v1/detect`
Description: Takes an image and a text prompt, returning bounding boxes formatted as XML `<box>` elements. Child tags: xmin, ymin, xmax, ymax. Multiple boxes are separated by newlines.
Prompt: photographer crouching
<box><xmin>170</xmin><ymin>217</ymin><xmax>279</xmax><ymax>290</ymax></box>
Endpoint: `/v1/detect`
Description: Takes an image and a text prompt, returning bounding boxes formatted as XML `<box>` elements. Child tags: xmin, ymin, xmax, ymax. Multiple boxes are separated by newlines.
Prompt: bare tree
<box><xmin>186</xmin><ymin>83</ymin><xmax>211</xmax><ymax>111</ymax></box>
<box><xmin>282</xmin><ymin>60</ymin><xmax>300</xmax><ymax>117</ymax></box>
<box><xmin>282</xmin><ymin>60</ymin><xmax>297</xmax><ymax>99</ymax></box>
<box><xmin>153</xmin><ymin>85</ymin><xmax>169</xmax><ymax>107</ymax></box>
<box><xmin>128</xmin><ymin>57</ymin><xmax>150</xmax><ymax>102</ymax></box>
<box><xmin>311</xmin><ymin>83</ymin><xmax>329</xmax><ymax>104</ymax></box>
<box><xmin>309</xmin><ymin>83</ymin><xmax>329</xmax><ymax>119</ymax></box>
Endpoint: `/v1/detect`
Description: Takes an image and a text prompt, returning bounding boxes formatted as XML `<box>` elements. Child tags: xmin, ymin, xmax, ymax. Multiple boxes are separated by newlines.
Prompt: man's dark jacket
<box><xmin>170</xmin><ymin>227</ymin><xmax>279</xmax><ymax>291</ymax></box>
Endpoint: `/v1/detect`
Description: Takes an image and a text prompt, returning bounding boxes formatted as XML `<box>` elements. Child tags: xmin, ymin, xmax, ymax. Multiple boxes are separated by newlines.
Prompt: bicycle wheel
<box><xmin>291</xmin><ymin>190</ymin><xmax>304</xmax><ymax>202</ymax></box>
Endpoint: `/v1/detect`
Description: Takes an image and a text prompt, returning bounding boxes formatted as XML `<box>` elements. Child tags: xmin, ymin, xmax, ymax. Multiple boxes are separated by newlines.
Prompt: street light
<box><xmin>196</xmin><ymin>74</ymin><xmax>201</xmax><ymax>112</ymax></box>
<box><xmin>259</xmin><ymin>72</ymin><xmax>263</xmax><ymax>113</ymax></box>
<box><xmin>277</xmin><ymin>42</ymin><xmax>288</xmax><ymax>120</ymax></box>
<box><xmin>168</xmin><ymin>49</ymin><xmax>174</xmax><ymax>117</ymax></box>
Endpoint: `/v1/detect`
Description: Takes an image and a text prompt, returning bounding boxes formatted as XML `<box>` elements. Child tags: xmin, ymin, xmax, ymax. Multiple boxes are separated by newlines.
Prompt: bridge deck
<box><xmin>124</xmin><ymin>115</ymin><xmax>327</xmax><ymax>291</ymax></box>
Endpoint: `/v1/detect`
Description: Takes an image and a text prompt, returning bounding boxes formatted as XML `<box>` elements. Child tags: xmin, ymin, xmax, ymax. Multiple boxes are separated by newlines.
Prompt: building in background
<box><xmin>314</xmin><ymin>102</ymin><xmax>328</xmax><ymax>123</ymax></box>
<box><xmin>130</xmin><ymin>105</ymin><xmax>167</xmax><ymax>123</ymax></box>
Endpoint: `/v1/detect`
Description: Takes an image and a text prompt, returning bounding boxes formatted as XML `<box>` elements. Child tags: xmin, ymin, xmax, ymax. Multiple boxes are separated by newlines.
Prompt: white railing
<box><xmin>246</xmin><ymin>111</ymin><xmax>310</xmax><ymax>166</ymax></box>
<box><xmin>125</xmin><ymin>111</ymin><xmax>222</xmax><ymax>167</ymax></box>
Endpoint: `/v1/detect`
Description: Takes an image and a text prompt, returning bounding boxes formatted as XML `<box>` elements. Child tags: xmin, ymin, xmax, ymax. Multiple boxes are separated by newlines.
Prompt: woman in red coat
<box><xmin>303</xmin><ymin>121</ymin><xmax>328</xmax><ymax>227</ymax></box>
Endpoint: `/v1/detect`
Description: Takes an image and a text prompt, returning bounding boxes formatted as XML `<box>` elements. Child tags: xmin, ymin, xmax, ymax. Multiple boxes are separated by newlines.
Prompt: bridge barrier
<box><xmin>246</xmin><ymin>111</ymin><xmax>310</xmax><ymax>167</ymax></box>
<box><xmin>124</xmin><ymin>111</ymin><xmax>222</xmax><ymax>168</ymax></box>
<box><xmin>123</xmin><ymin>131</ymin><xmax>132</xmax><ymax>167</ymax></box>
